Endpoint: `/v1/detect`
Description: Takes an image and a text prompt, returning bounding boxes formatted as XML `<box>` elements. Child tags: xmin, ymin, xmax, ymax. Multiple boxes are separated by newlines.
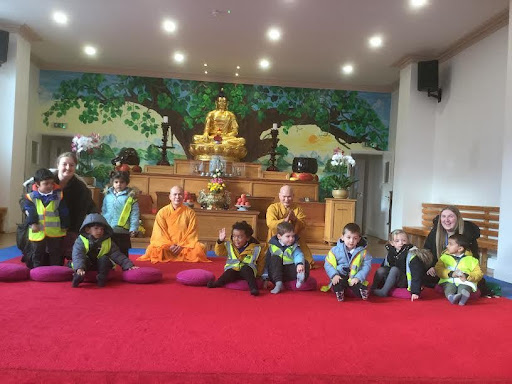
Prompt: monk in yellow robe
<box><xmin>266</xmin><ymin>185</ymin><xmax>315</xmax><ymax>268</ymax></box>
<box><xmin>137</xmin><ymin>186</ymin><xmax>209</xmax><ymax>263</ymax></box>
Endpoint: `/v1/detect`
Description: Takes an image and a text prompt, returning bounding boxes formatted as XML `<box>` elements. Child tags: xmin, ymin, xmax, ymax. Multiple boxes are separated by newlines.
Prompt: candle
<box><xmin>163</xmin><ymin>116</ymin><xmax>168</xmax><ymax>123</ymax></box>
<box><xmin>272</xmin><ymin>123</ymin><xmax>278</xmax><ymax>130</ymax></box>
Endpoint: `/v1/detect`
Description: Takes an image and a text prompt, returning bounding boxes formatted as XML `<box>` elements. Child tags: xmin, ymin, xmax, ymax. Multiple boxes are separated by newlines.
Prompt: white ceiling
<box><xmin>1</xmin><ymin>0</ymin><xmax>509</xmax><ymax>91</ymax></box>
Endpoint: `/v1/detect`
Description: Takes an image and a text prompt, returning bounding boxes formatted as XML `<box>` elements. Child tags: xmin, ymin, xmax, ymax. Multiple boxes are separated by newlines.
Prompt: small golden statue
<box><xmin>189</xmin><ymin>89</ymin><xmax>247</xmax><ymax>162</ymax></box>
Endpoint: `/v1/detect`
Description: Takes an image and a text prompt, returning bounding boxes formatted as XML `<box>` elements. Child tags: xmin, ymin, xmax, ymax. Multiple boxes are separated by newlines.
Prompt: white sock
<box><xmin>271</xmin><ymin>281</ymin><xmax>283</xmax><ymax>294</ymax></box>
<box><xmin>296</xmin><ymin>272</ymin><xmax>305</xmax><ymax>288</ymax></box>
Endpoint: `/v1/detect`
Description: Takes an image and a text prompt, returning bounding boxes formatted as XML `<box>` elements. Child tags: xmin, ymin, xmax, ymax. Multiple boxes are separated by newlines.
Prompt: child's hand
<box><xmin>218</xmin><ymin>228</ymin><xmax>226</xmax><ymax>242</ymax></box>
<box><xmin>459</xmin><ymin>274</ymin><xmax>467</xmax><ymax>282</ymax></box>
<box><xmin>426</xmin><ymin>267</ymin><xmax>436</xmax><ymax>276</ymax></box>
<box><xmin>349</xmin><ymin>277</ymin><xmax>360</xmax><ymax>286</ymax></box>
<box><xmin>332</xmin><ymin>275</ymin><xmax>341</xmax><ymax>285</ymax></box>
<box><xmin>411</xmin><ymin>294</ymin><xmax>419</xmax><ymax>301</ymax></box>
<box><xmin>129</xmin><ymin>266</ymin><xmax>139</xmax><ymax>270</ymax></box>
<box><xmin>296</xmin><ymin>264</ymin><xmax>305</xmax><ymax>273</ymax></box>
<box><xmin>30</xmin><ymin>224</ymin><xmax>40</xmax><ymax>232</ymax></box>
<box><xmin>76</xmin><ymin>268</ymin><xmax>85</xmax><ymax>276</ymax></box>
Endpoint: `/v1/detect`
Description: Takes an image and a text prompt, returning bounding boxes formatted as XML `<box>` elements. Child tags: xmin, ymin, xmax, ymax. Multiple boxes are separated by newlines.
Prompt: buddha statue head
<box><xmin>215</xmin><ymin>89</ymin><xmax>228</xmax><ymax>110</ymax></box>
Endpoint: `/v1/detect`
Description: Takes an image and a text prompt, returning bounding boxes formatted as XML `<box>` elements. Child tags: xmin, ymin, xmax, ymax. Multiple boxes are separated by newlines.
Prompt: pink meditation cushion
<box><xmin>0</xmin><ymin>263</ymin><xmax>30</xmax><ymax>282</ymax></box>
<box><xmin>389</xmin><ymin>288</ymin><xmax>411</xmax><ymax>299</ymax></box>
<box><xmin>283</xmin><ymin>277</ymin><xmax>317</xmax><ymax>291</ymax></box>
<box><xmin>30</xmin><ymin>266</ymin><xmax>73</xmax><ymax>282</ymax></box>
<box><xmin>122</xmin><ymin>267</ymin><xmax>162</xmax><ymax>284</ymax></box>
<box><xmin>176</xmin><ymin>269</ymin><xmax>215</xmax><ymax>286</ymax></box>
<box><xmin>225</xmin><ymin>279</ymin><xmax>264</xmax><ymax>291</ymax></box>
<box><xmin>434</xmin><ymin>284</ymin><xmax>480</xmax><ymax>299</ymax></box>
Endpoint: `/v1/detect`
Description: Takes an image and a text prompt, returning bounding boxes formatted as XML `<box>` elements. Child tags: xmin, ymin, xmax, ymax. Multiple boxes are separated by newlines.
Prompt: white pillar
<box><xmin>494</xmin><ymin>5</ymin><xmax>512</xmax><ymax>283</ymax></box>
<box><xmin>0</xmin><ymin>33</ymin><xmax>31</xmax><ymax>232</ymax></box>
<box><xmin>391</xmin><ymin>63</ymin><xmax>437</xmax><ymax>229</ymax></box>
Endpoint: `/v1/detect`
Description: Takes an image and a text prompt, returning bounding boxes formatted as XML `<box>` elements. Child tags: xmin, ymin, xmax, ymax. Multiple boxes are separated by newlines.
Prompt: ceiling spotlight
<box><xmin>173</xmin><ymin>52</ymin><xmax>185</xmax><ymax>63</ymax></box>
<box><xmin>369</xmin><ymin>35</ymin><xmax>383</xmax><ymax>48</ymax></box>
<box><xmin>162</xmin><ymin>19</ymin><xmax>177</xmax><ymax>33</ymax></box>
<box><xmin>53</xmin><ymin>11</ymin><xmax>68</xmax><ymax>25</ymax></box>
<box><xmin>410</xmin><ymin>0</ymin><xmax>428</xmax><ymax>8</ymax></box>
<box><xmin>267</xmin><ymin>27</ymin><xmax>282</xmax><ymax>41</ymax></box>
<box><xmin>83</xmin><ymin>45</ymin><xmax>97</xmax><ymax>56</ymax></box>
<box><xmin>259</xmin><ymin>58</ymin><xmax>270</xmax><ymax>69</ymax></box>
<box><xmin>204</xmin><ymin>63</ymin><xmax>208</xmax><ymax>67</ymax></box>
<box><xmin>235</xmin><ymin>73</ymin><xmax>239</xmax><ymax>77</ymax></box>
<box><xmin>342</xmin><ymin>64</ymin><xmax>354</xmax><ymax>75</ymax></box>
<box><xmin>204</xmin><ymin>70</ymin><xmax>208</xmax><ymax>74</ymax></box>
<box><xmin>236</xmin><ymin>65</ymin><xmax>240</xmax><ymax>69</ymax></box>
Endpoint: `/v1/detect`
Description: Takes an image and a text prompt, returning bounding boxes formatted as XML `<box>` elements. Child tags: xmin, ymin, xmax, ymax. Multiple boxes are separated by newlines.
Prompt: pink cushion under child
<box><xmin>283</xmin><ymin>277</ymin><xmax>317</xmax><ymax>291</ymax></box>
<box><xmin>389</xmin><ymin>288</ymin><xmax>411</xmax><ymax>299</ymax></box>
<box><xmin>225</xmin><ymin>279</ymin><xmax>264</xmax><ymax>291</ymax></box>
<box><xmin>122</xmin><ymin>267</ymin><xmax>162</xmax><ymax>284</ymax></box>
<box><xmin>0</xmin><ymin>263</ymin><xmax>30</xmax><ymax>281</ymax></box>
<box><xmin>30</xmin><ymin>266</ymin><xmax>73</xmax><ymax>282</ymax></box>
<box><xmin>176</xmin><ymin>269</ymin><xmax>215</xmax><ymax>286</ymax></box>
<box><xmin>434</xmin><ymin>284</ymin><xmax>481</xmax><ymax>299</ymax></box>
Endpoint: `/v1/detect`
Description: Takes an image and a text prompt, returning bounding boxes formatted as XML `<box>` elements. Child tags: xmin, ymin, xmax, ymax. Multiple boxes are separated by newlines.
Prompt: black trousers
<box><xmin>268</xmin><ymin>255</ymin><xmax>310</xmax><ymax>283</ymax></box>
<box><xmin>85</xmin><ymin>255</ymin><xmax>113</xmax><ymax>280</ymax></box>
<box><xmin>215</xmin><ymin>265</ymin><xmax>258</xmax><ymax>291</ymax></box>
<box><xmin>332</xmin><ymin>274</ymin><xmax>367</xmax><ymax>298</ymax></box>
<box><xmin>112</xmin><ymin>233</ymin><xmax>131</xmax><ymax>258</ymax></box>
<box><xmin>31</xmin><ymin>237</ymin><xmax>63</xmax><ymax>268</ymax></box>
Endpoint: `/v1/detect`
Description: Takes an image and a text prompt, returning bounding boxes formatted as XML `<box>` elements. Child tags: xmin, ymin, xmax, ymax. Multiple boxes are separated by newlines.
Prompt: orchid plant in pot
<box><xmin>320</xmin><ymin>148</ymin><xmax>357</xmax><ymax>199</ymax></box>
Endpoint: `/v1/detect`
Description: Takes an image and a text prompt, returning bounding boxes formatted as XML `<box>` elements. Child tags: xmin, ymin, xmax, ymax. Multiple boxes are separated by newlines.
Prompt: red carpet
<box><xmin>1</xmin><ymin>257</ymin><xmax>511</xmax><ymax>383</ymax></box>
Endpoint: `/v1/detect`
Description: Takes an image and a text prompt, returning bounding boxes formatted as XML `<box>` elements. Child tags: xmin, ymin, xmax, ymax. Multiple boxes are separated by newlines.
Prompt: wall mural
<box><xmin>39</xmin><ymin>70</ymin><xmax>391</xmax><ymax>199</ymax></box>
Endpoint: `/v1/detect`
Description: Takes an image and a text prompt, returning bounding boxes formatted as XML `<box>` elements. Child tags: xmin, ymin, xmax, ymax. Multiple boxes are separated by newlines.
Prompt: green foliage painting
<box><xmin>42</xmin><ymin>71</ymin><xmax>390</xmax><ymax>163</ymax></box>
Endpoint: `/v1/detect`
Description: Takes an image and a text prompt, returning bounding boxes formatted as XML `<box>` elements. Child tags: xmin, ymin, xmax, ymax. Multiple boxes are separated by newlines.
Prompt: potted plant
<box><xmin>320</xmin><ymin>148</ymin><xmax>357</xmax><ymax>199</ymax></box>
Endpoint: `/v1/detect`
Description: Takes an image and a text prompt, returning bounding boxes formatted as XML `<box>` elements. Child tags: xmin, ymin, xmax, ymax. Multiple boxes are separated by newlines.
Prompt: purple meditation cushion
<box><xmin>0</xmin><ymin>263</ymin><xmax>30</xmax><ymax>282</ymax></box>
<box><xmin>30</xmin><ymin>266</ymin><xmax>73</xmax><ymax>282</ymax></box>
<box><xmin>225</xmin><ymin>279</ymin><xmax>264</xmax><ymax>291</ymax></box>
<box><xmin>389</xmin><ymin>288</ymin><xmax>411</xmax><ymax>299</ymax></box>
<box><xmin>434</xmin><ymin>284</ymin><xmax>480</xmax><ymax>299</ymax></box>
<box><xmin>284</xmin><ymin>277</ymin><xmax>317</xmax><ymax>291</ymax></box>
<box><xmin>176</xmin><ymin>269</ymin><xmax>215</xmax><ymax>286</ymax></box>
<box><xmin>122</xmin><ymin>267</ymin><xmax>162</xmax><ymax>284</ymax></box>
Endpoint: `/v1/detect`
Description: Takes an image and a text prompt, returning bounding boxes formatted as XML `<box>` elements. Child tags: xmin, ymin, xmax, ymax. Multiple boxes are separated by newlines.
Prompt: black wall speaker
<box><xmin>417</xmin><ymin>60</ymin><xmax>438</xmax><ymax>92</ymax></box>
<box><xmin>0</xmin><ymin>30</ymin><xmax>8</xmax><ymax>66</ymax></box>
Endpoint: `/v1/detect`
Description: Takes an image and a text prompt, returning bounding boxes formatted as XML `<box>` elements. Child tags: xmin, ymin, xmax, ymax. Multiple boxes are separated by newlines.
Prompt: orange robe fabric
<box><xmin>266</xmin><ymin>202</ymin><xmax>314</xmax><ymax>266</ymax></box>
<box><xmin>137</xmin><ymin>204</ymin><xmax>209</xmax><ymax>263</ymax></box>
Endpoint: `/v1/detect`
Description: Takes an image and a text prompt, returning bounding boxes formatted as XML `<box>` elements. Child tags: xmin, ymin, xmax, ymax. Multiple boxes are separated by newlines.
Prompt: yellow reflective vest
<box><xmin>79</xmin><ymin>235</ymin><xmax>112</xmax><ymax>259</ymax></box>
<box><xmin>269</xmin><ymin>243</ymin><xmax>297</xmax><ymax>265</ymax></box>
<box><xmin>224</xmin><ymin>241</ymin><xmax>262</xmax><ymax>276</ymax></box>
<box><xmin>325</xmin><ymin>249</ymin><xmax>369</xmax><ymax>286</ymax></box>
<box><xmin>117</xmin><ymin>196</ymin><xmax>136</xmax><ymax>230</ymax></box>
<box><xmin>26</xmin><ymin>191</ymin><xmax>66</xmax><ymax>241</ymax></box>
<box><xmin>437</xmin><ymin>251</ymin><xmax>480</xmax><ymax>292</ymax></box>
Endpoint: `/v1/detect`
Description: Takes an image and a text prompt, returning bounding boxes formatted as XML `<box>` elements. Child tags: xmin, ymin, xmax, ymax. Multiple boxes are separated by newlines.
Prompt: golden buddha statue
<box><xmin>189</xmin><ymin>90</ymin><xmax>247</xmax><ymax>162</ymax></box>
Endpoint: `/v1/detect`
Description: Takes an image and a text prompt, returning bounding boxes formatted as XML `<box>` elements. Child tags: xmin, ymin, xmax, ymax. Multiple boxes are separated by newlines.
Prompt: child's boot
<box><xmin>360</xmin><ymin>287</ymin><xmax>369</xmax><ymax>300</ymax></box>
<box><xmin>96</xmin><ymin>274</ymin><xmax>107</xmax><ymax>287</ymax></box>
<box><xmin>72</xmin><ymin>273</ymin><xmax>84</xmax><ymax>288</ymax></box>
<box><xmin>335</xmin><ymin>290</ymin><xmax>344</xmax><ymax>302</ymax></box>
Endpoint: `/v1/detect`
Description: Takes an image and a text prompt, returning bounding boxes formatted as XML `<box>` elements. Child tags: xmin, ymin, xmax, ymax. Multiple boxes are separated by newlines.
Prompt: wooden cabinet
<box><xmin>323</xmin><ymin>199</ymin><xmax>356</xmax><ymax>243</ymax></box>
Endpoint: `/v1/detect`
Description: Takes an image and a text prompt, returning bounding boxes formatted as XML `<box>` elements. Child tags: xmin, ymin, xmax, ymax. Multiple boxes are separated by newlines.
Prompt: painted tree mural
<box><xmin>43</xmin><ymin>73</ymin><xmax>389</xmax><ymax>163</ymax></box>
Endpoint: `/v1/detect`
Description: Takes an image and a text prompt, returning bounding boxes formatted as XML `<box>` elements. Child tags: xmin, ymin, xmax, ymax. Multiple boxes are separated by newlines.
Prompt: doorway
<box><xmin>41</xmin><ymin>135</ymin><xmax>73</xmax><ymax>169</ymax></box>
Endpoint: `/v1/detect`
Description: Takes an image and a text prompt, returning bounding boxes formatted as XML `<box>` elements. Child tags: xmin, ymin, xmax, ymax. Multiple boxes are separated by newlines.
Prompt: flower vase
<box><xmin>332</xmin><ymin>189</ymin><xmax>349</xmax><ymax>199</ymax></box>
<box><xmin>207</xmin><ymin>192</ymin><xmax>226</xmax><ymax>210</ymax></box>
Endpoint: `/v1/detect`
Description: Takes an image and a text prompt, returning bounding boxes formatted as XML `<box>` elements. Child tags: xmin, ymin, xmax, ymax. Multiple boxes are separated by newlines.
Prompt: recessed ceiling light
<box><xmin>369</xmin><ymin>35</ymin><xmax>383</xmax><ymax>48</ymax></box>
<box><xmin>236</xmin><ymin>65</ymin><xmax>240</xmax><ymax>69</ymax></box>
<box><xmin>173</xmin><ymin>51</ymin><xmax>185</xmax><ymax>63</ymax></box>
<box><xmin>267</xmin><ymin>27</ymin><xmax>282</xmax><ymax>41</ymax></box>
<box><xmin>204</xmin><ymin>70</ymin><xmax>208</xmax><ymax>74</ymax></box>
<box><xmin>53</xmin><ymin>11</ymin><xmax>68</xmax><ymax>25</ymax></box>
<box><xmin>83</xmin><ymin>45</ymin><xmax>97</xmax><ymax>56</ymax></box>
<box><xmin>162</xmin><ymin>19</ymin><xmax>177</xmax><ymax>33</ymax></box>
<box><xmin>342</xmin><ymin>64</ymin><xmax>354</xmax><ymax>75</ymax></box>
<box><xmin>410</xmin><ymin>0</ymin><xmax>428</xmax><ymax>9</ymax></box>
<box><xmin>259</xmin><ymin>58</ymin><xmax>270</xmax><ymax>69</ymax></box>
<box><xmin>235</xmin><ymin>73</ymin><xmax>239</xmax><ymax>77</ymax></box>
<box><xmin>204</xmin><ymin>63</ymin><xmax>208</xmax><ymax>67</ymax></box>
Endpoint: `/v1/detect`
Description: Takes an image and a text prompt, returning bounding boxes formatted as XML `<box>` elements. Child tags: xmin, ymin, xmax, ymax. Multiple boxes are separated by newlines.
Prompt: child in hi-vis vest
<box><xmin>207</xmin><ymin>221</ymin><xmax>267</xmax><ymax>296</ymax></box>
<box><xmin>71</xmin><ymin>213</ymin><xmax>138</xmax><ymax>287</ymax></box>
<box><xmin>263</xmin><ymin>221</ymin><xmax>309</xmax><ymax>294</ymax></box>
<box><xmin>435</xmin><ymin>233</ymin><xmax>483</xmax><ymax>306</ymax></box>
<box><xmin>22</xmin><ymin>168</ymin><xmax>69</xmax><ymax>268</ymax></box>
<box><xmin>102</xmin><ymin>171</ymin><xmax>140</xmax><ymax>257</ymax></box>
<box><xmin>323</xmin><ymin>223</ymin><xmax>372</xmax><ymax>302</ymax></box>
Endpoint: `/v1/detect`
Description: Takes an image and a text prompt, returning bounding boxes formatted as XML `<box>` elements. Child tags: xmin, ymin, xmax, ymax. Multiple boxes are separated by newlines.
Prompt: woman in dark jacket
<box><xmin>424</xmin><ymin>205</ymin><xmax>488</xmax><ymax>295</ymax></box>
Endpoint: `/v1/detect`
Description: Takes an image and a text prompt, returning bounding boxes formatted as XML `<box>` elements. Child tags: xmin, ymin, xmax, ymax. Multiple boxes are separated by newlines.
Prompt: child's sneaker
<box><xmin>360</xmin><ymin>288</ymin><xmax>369</xmax><ymax>300</ymax></box>
<box><xmin>250</xmin><ymin>288</ymin><xmax>259</xmax><ymax>296</ymax></box>
<box><xmin>96</xmin><ymin>275</ymin><xmax>107</xmax><ymax>287</ymax></box>
<box><xmin>335</xmin><ymin>290</ymin><xmax>344</xmax><ymax>302</ymax></box>
<box><xmin>71</xmin><ymin>273</ymin><xmax>84</xmax><ymax>288</ymax></box>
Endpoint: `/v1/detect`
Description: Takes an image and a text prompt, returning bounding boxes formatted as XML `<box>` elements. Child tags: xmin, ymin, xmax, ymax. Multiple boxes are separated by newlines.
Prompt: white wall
<box><xmin>431</xmin><ymin>27</ymin><xmax>507</xmax><ymax>205</ymax></box>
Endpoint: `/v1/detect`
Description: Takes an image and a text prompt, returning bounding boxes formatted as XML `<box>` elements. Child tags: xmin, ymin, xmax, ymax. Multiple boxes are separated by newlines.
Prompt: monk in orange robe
<box><xmin>266</xmin><ymin>185</ymin><xmax>315</xmax><ymax>268</ymax></box>
<box><xmin>137</xmin><ymin>186</ymin><xmax>209</xmax><ymax>263</ymax></box>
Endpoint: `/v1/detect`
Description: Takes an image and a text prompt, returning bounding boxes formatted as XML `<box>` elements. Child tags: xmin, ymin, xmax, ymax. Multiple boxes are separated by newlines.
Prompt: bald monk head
<box><xmin>169</xmin><ymin>185</ymin><xmax>184</xmax><ymax>209</ymax></box>
<box><xmin>278</xmin><ymin>185</ymin><xmax>294</xmax><ymax>209</ymax></box>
